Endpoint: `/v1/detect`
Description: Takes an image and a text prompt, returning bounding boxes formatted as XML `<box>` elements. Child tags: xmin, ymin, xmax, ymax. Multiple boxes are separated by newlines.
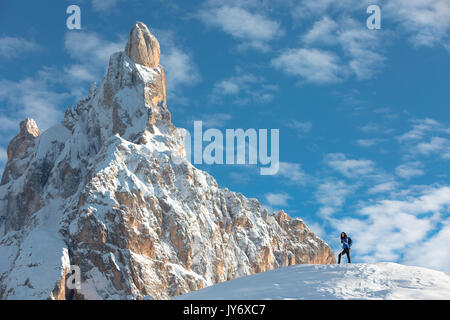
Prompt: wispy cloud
<box><xmin>341</xmin><ymin>185</ymin><xmax>450</xmax><ymax>272</ymax></box>
<box><xmin>0</xmin><ymin>147</ymin><xmax>7</xmax><ymax>177</ymax></box>
<box><xmin>398</xmin><ymin>118</ymin><xmax>450</xmax><ymax>160</ymax></box>
<box><xmin>0</xmin><ymin>147</ymin><xmax>7</xmax><ymax>162</ymax></box>
<box><xmin>91</xmin><ymin>0</ymin><xmax>121</xmax><ymax>12</ymax></box>
<box><xmin>64</xmin><ymin>31</ymin><xmax>125</xmax><ymax>90</ymax></box>
<box><xmin>156</xmin><ymin>30</ymin><xmax>201</xmax><ymax>104</ymax></box>
<box><xmin>0</xmin><ymin>36</ymin><xmax>40</xmax><ymax>60</ymax></box>
<box><xmin>288</xmin><ymin>120</ymin><xmax>313</xmax><ymax>136</ymax></box>
<box><xmin>276</xmin><ymin>162</ymin><xmax>309</xmax><ymax>185</ymax></box>
<box><xmin>315</xmin><ymin>179</ymin><xmax>353</xmax><ymax>208</ymax></box>
<box><xmin>398</xmin><ymin>118</ymin><xmax>448</xmax><ymax>142</ymax></box>
<box><xmin>403</xmin><ymin>220</ymin><xmax>450</xmax><ymax>273</ymax></box>
<box><xmin>360</xmin><ymin>123</ymin><xmax>383</xmax><ymax>134</ymax></box>
<box><xmin>297</xmin><ymin>16</ymin><xmax>384</xmax><ymax>81</ymax></box>
<box><xmin>211</xmin><ymin>72</ymin><xmax>277</xmax><ymax>105</ymax></box>
<box><xmin>367</xmin><ymin>181</ymin><xmax>398</xmax><ymax>195</ymax></box>
<box><xmin>325</xmin><ymin>153</ymin><xmax>376</xmax><ymax>179</ymax></box>
<box><xmin>415</xmin><ymin>137</ymin><xmax>450</xmax><ymax>159</ymax></box>
<box><xmin>265</xmin><ymin>192</ymin><xmax>291</xmax><ymax>206</ymax></box>
<box><xmin>271</xmin><ymin>48</ymin><xmax>342</xmax><ymax>84</ymax></box>
<box><xmin>0</xmin><ymin>70</ymin><xmax>69</xmax><ymax>132</ymax></box>
<box><xmin>196</xmin><ymin>3</ymin><xmax>283</xmax><ymax>51</ymax></box>
<box><xmin>292</xmin><ymin>0</ymin><xmax>370</xmax><ymax>19</ymax></box>
<box><xmin>357</xmin><ymin>138</ymin><xmax>383</xmax><ymax>147</ymax></box>
<box><xmin>185</xmin><ymin>113</ymin><xmax>232</xmax><ymax>128</ymax></box>
<box><xmin>386</xmin><ymin>0</ymin><xmax>450</xmax><ymax>50</ymax></box>
<box><xmin>395</xmin><ymin>161</ymin><xmax>425</xmax><ymax>179</ymax></box>
<box><xmin>301</xmin><ymin>16</ymin><xmax>339</xmax><ymax>46</ymax></box>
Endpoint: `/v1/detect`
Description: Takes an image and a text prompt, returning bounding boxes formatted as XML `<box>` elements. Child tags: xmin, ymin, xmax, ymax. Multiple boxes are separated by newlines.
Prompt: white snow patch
<box><xmin>175</xmin><ymin>263</ymin><xmax>450</xmax><ymax>300</ymax></box>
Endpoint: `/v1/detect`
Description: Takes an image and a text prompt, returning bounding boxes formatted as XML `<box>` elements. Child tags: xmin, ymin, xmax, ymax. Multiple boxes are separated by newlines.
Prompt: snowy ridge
<box><xmin>176</xmin><ymin>263</ymin><xmax>450</xmax><ymax>300</ymax></box>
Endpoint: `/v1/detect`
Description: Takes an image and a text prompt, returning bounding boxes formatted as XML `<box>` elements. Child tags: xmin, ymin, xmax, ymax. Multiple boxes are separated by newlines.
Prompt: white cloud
<box><xmin>163</xmin><ymin>48</ymin><xmax>200</xmax><ymax>100</ymax></box>
<box><xmin>197</xmin><ymin>4</ymin><xmax>283</xmax><ymax>51</ymax></box>
<box><xmin>64</xmin><ymin>31</ymin><xmax>124</xmax><ymax>86</ymax></box>
<box><xmin>342</xmin><ymin>185</ymin><xmax>450</xmax><ymax>270</ymax></box>
<box><xmin>65</xmin><ymin>32</ymin><xmax>123</xmax><ymax>65</ymax></box>
<box><xmin>299</xmin><ymin>16</ymin><xmax>384</xmax><ymax>81</ymax></box>
<box><xmin>386</xmin><ymin>0</ymin><xmax>450</xmax><ymax>49</ymax></box>
<box><xmin>211</xmin><ymin>73</ymin><xmax>277</xmax><ymax>104</ymax></box>
<box><xmin>402</xmin><ymin>221</ymin><xmax>450</xmax><ymax>273</ymax></box>
<box><xmin>415</xmin><ymin>137</ymin><xmax>450</xmax><ymax>159</ymax></box>
<box><xmin>293</xmin><ymin>0</ymin><xmax>369</xmax><ymax>19</ymax></box>
<box><xmin>360</xmin><ymin>123</ymin><xmax>383</xmax><ymax>133</ymax></box>
<box><xmin>186</xmin><ymin>113</ymin><xmax>232</xmax><ymax>128</ymax></box>
<box><xmin>295</xmin><ymin>0</ymin><xmax>450</xmax><ymax>51</ymax></box>
<box><xmin>276</xmin><ymin>162</ymin><xmax>309</xmax><ymax>185</ymax></box>
<box><xmin>0</xmin><ymin>115</ymin><xmax>19</xmax><ymax>133</ymax></box>
<box><xmin>398</xmin><ymin>118</ymin><xmax>450</xmax><ymax>160</ymax></box>
<box><xmin>288</xmin><ymin>120</ymin><xmax>312</xmax><ymax>135</ymax></box>
<box><xmin>301</xmin><ymin>16</ymin><xmax>339</xmax><ymax>46</ymax></box>
<box><xmin>271</xmin><ymin>48</ymin><xmax>342</xmax><ymax>84</ymax></box>
<box><xmin>368</xmin><ymin>181</ymin><xmax>398</xmax><ymax>195</ymax></box>
<box><xmin>265</xmin><ymin>192</ymin><xmax>291</xmax><ymax>206</ymax></box>
<box><xmin>0</xmin><ymin>73</ymin><xmax>68</xmax><ymax>131</ymax></box>
<box><xmin>64</xmin><ymin>64</ymin><xmax>97</xmax><ymax>82</ymax></box>
<box><xmin>395</xmin><ymin>161</ymin><xmax>425</xmax><ymax>179</ymax></box>
<box><xmin>357</xmin><ymin>138</ymin><xmax>382</xmax><ymax>147</ymax></box>
<box><xmin>0</xmin><ymin>147</ymin><xmax>7</xmax><ymax>163</ymax></box>
<box><xmin>91</xmin><ymin>0</ymin><xmax>120</xmax><ymax>12</ymax></box>
<box><xmin>398</xmin><ymin>118</ymin><xmax>447</xmax><ymax>142</ymax></box>
<box><xmin>0</xmin><ymin>37</ymin><xmax>40</xmax><ymax>60</ymax></box>
<box><xmin>315</xmin><ymin>179</ymin><xmax>353</xmax><ymax>208</ymax></box>
<box><xmin>318</xmin><ymin>206</ymin><xmax>336</xmax><ymax>217</ymax></box>
<box><xmin>325</xmin><ymin>153</ymin><xmax>376</xmax><ymax>178</ymax></box>
<box><xmin>155</xmin><ymin>30</ymin><xmax>201</xmax><ymax>104</ymax></box>
<box><xmin>337</xmin><ymin>18</ymin><xmax>384</xmax><ymax>80</ymax></box>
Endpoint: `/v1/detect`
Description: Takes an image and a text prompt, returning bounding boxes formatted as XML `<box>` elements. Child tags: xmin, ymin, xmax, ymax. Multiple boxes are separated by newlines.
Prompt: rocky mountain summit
<box><xmin>0</xmin><ymin>22</ymin><xmax>335</xmax><ymax>300</ymax></box>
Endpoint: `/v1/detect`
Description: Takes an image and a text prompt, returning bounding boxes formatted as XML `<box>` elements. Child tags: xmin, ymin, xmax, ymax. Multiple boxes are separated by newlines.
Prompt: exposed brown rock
<box><xmin>1</xmin><ymin>118</ymin><xmax>40</xmax><ymax>185</ymax></box>
<box><xmin>125</xmin><ymin>22</ymin><xmax>161</xmax><ymax>68</ymax></box>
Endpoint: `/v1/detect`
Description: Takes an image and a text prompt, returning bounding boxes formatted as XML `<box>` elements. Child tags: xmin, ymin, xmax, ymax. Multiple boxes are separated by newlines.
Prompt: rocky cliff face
<box><xmin>0</xmin><ymin>22</ymin><xmax>335</xmax><ymax>300</ymax></box>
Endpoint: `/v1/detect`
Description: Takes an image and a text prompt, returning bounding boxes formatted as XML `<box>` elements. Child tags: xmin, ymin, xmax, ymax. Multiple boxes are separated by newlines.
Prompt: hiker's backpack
<box><xmin>348</xmin><ymin>237</ymin><xmax>352</xmax><ymax>248</ymax></box>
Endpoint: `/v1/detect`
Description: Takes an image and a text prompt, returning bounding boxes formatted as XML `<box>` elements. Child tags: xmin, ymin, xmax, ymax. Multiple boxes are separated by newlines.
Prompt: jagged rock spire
<box><xmin>0</xmin><ymin>118</ymin><xmax>40</xmax><ymax>185</ymax></box>
<box><xmin>19</xmin><ymin>118</ymin><xmax>40</xmax><ymax>137</ymax></box>
<box><xmin>125</xmin><ymin>22</ymin><xmax>161</xmax><ymax>68</ymax></box>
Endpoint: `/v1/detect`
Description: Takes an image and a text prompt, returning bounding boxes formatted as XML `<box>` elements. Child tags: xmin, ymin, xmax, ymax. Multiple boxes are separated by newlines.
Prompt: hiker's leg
<box><xmin>338</xmin><ymin>251</ymin><xmax>342</xmax><ymax>264</ymax></box>
<box><xmin>346</xmin><ymin>248</ymin><xmax>351</xmax><ymax>263</ymax></box>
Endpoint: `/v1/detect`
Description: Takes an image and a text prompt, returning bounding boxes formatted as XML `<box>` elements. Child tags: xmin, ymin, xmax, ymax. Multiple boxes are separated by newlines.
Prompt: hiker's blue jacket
<box><xmin>341</xmin><ymin>238</ymin><xmax>349</xmax><ymax>249</ymax></box>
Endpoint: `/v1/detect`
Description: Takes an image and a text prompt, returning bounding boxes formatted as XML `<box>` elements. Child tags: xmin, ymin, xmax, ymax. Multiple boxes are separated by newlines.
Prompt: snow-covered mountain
<box><xmin>0</xmin><ymin>22</ymin><xmax>335</xmax><ymax>300</ymax></box>
<box><xmin>176</xmin><ymin>262</ymin><xmax>450</xmax><ymax>300</ymax></box>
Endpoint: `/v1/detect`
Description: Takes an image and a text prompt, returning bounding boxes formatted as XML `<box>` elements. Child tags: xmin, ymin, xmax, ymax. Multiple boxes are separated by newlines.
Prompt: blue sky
<box><xmin>1</xmin><ymin>0</ymin><xmax>449</xmax><ymax>273</ymax></box>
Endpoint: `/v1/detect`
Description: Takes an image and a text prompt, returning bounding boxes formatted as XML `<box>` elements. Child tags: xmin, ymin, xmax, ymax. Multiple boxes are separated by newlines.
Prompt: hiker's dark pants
<box><xmin>338</xmin><ymin>248</ymin><xmax>351</xmax><ymax>264</ymax></box>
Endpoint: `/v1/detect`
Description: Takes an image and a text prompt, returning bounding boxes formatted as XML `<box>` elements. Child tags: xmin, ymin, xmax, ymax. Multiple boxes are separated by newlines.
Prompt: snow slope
<box><xmin>175</xmin><ymin>263</ymin><xmax>450</xmax><ymax>300</ymax></box>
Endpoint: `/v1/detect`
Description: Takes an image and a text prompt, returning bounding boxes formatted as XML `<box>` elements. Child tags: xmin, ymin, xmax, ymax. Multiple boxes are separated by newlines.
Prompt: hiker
<box><xmin>338</xmin><ymin>232</ymin><xmax>351</xmax><ymax>264</ymax></box>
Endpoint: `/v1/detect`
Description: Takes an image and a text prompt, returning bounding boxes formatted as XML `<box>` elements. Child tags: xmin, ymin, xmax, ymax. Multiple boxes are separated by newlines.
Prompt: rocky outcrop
<box><xmin>1</xmin><ymin>119</ymin><xmax>40</xmax><ymax>185</ymax></box>
<box><xmin>125</xmin><ymin>22</ymin><xmax>161</xmax><ymax>69</ymax></box>
<box><xmin>0</xmin><ymin>22</ymin><xmax>335</xmax><ymax>300</ymax></box>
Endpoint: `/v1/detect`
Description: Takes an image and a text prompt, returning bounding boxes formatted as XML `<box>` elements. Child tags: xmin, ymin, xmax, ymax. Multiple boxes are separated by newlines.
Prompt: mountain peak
<box><xmin>0</xmin><ymin>118</ymin><xmax>40</xmax><ymax>185</ymax></box>
<box><xmin>0</xmin><ymin>21</ymin><xmax>335</xmax><ymax>300</ymax></box>
<box><xmin>125</xmin><ymin>21</ymin><xmax>161</xmax><ymax>68</ymax></box>
<box><xmin>19</xmin><ymin>118</ymin><xmax>40</xmax><ymax>137</ymax></box>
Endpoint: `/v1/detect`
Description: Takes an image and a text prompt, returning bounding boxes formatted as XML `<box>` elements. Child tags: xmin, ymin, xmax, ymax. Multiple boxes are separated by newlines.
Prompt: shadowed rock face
<box><xmin>1</xmin><ymin>119</ymin><xmax>40</xmax><ymax>186</ymax></box>
<box><xmin>0</xmin><ymin>22</ymin><xmax>335</xmax><ymax>300</ymax></box>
